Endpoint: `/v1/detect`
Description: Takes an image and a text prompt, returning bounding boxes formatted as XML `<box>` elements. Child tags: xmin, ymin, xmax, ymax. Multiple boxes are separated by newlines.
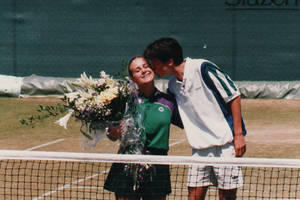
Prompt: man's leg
<box><xmin>218</xmin><ymin>188</ymin><xmax>237</xmax><ymax>200</ymax></box>
<box><xmin>187</xmin><ymin>148</ymin><xmax>215</xmax><ymax>200</ymax></box>
<box><xmin>215</xmin><ymin>143</ymin><xmax>242</xmax><ymax>200</ymax></box>
<box><xmin>188</xmin><ymin>186</ymin><xmax>208</xmax><ymax>200</ymax></box>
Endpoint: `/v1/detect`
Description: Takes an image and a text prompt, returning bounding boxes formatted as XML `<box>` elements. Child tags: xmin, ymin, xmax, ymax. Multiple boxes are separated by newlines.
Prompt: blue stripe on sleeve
<box><xmin>201</xmin><ymin>62</ymin><xmax>246</xmax><ymax>136</ymax></box>
<box><xmin>206</xmin><ymin>65</ymin><xmax>233</xmax><ymax>97</ymax></box>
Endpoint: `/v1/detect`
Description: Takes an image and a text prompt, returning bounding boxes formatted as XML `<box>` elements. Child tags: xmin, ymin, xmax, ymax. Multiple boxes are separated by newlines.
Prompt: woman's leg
<box><xmin>142</xmin><ymin>195</ymin><xmax>166</xmax><ymax>200</ymax></box>
<box><xmin>115</xmin><ymin>194</ymin><xmax>140</xmax><ymax>200</ymax></box>
<box><xmin>218</xmin><ymin>188</ymin><xmax>237</xmax><ymax>200</ymax></box>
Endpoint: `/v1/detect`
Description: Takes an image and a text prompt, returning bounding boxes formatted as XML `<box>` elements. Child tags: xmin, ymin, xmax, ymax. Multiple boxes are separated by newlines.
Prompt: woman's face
<box><xmin>129</xmin><ymin>57</ymin><xmax>155</xmax><ymax>86</ymax></box>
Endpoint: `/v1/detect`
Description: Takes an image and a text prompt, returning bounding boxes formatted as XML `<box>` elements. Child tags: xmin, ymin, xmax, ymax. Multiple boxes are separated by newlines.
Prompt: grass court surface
<box><xmin>1</xmin><ymin>97</ymin><xmax>300</xmax><ymax>199</ymax></box>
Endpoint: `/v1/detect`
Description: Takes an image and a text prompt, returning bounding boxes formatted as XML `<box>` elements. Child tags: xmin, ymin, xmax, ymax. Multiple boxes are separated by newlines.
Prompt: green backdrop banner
<box><xmin>0</xmin><ymin>0</ymin><xmax>299</xmax><ymax>81</ymax></box>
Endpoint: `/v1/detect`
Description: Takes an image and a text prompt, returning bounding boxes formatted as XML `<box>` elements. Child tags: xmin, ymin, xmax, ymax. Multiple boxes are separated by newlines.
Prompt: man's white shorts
<box><xmin>187</xmin><ymin>142</ymin><xmax>243</xmax><ymax>189</ymax></box>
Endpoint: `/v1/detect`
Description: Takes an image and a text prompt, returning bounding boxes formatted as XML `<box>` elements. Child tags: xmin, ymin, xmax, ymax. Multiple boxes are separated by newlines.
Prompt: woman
<box><xmin>104</xmin><ymin>56</ymin><xmax>183</xmax><ymax>200</ymax></box>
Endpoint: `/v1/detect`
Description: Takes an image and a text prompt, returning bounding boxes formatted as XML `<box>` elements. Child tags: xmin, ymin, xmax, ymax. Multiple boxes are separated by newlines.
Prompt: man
<box><xmin>143</xmin><ymin>37</ymin><xmax>246</xmax><ymax>200</ymax></box>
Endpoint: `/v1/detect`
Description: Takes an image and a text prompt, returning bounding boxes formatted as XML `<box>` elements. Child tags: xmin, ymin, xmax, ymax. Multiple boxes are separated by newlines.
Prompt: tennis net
<box><xmin>1</xmin><ymin>150</ymin><xmax>300</xmax><ymax>199</ymax></box>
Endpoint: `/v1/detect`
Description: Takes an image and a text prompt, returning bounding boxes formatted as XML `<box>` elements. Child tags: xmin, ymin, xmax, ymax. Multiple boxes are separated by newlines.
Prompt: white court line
<box><xmin>26</xmin><ymin>137</ymin><xmax>183</xmax><ymax>151</ymax></box>
<box><xmin>170</xmin><ymin>138</ymin><xmax>186</xmax><ymax>147</ymax></box>
<box><xmin>32</xmin><ymin>169</ymin><xmax>109</xmax><ymax>200</ymax></box>
<box><xmin>25</xmin><ymin>138</ymin><xmax>65</xmax><ymax>151</ymax></box>
<box><xmin>32</xmin><ymin>138</ymin><xmax>186</xmax><ymax>199</ymax></box>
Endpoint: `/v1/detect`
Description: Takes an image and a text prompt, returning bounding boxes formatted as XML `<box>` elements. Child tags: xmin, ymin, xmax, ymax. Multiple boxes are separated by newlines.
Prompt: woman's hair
<box><xmin>143</xmin><ymin>37</ymin><xmax>183</xmax><ymax>66</ymax></box>
<box><xmin>127</xmin><ymin>56</ymin><xmax>144</xmax><ymax>77</ymax></box>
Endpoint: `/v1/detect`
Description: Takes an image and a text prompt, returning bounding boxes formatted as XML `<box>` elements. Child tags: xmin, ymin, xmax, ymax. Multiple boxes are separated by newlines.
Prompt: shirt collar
<box><xmin>138</xmin><ymin>87</ymin><xmax>160</xmax><ymax>102</ymax></box>
<box><xmin>175</xmin><ymin>57</ymin><xmax>189</xmax><ymax>86</ymax></box>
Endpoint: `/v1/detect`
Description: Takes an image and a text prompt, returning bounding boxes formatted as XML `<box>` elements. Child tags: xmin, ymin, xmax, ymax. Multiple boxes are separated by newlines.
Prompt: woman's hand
<box><xmin>106</xmin><ymin>121</ymin><xmax>128</xmax><ymax>141</ymax></box>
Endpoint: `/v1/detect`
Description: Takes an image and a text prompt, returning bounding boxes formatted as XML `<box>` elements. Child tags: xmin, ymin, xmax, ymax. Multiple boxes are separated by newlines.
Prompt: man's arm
<box><xmin>230</xmin><ymin>95</ymin><xmax>246</xmax><ymax>157</ymax></box>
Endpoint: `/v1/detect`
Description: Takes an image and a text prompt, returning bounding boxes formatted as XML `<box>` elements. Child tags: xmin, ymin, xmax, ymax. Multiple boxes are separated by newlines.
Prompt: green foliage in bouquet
<box><xmin>19</xmin><ymin>104</ymin><xmax>67</xmax><ymax>127</ymax></box>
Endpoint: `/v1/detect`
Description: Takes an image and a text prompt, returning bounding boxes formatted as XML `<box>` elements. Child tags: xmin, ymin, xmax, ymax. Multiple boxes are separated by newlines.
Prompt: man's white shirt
<box><xmin>168</xmin><ymin>58</ymin><xmax>241</xmax><ymax>149</ymax></box>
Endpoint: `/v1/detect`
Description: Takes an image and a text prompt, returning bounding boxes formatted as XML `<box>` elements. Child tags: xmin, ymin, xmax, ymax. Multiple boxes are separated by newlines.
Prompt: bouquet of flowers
<box><xmin>56</xmin><ymin>71</ymin><xmax>138</xmax><ymax>148</ymax></box>
<box><xmin>56</xmin><ymin>71</ymin><xmax>151</xmax><ymax>190</ymax></box>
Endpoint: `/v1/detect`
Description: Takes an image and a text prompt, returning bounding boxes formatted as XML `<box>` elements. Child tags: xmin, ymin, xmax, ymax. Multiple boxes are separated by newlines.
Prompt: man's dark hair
<box><xmin>143</xmin><ymin>37</ymin><xmax>183</xmax><ymax>66</ymax></box>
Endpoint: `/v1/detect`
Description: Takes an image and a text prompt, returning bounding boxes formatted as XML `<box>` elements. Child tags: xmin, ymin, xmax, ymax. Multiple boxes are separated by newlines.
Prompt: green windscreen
<box><xmin>0</xmin><ymin>0</ymin><xmax>299</xmax><ymax>80</ymax></box>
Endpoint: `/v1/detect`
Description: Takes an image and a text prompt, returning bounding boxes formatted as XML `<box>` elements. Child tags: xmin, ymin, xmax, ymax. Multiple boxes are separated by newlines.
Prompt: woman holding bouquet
<box><xmin>104</xmin><ymin>56</ymin><xmax>183</xmax><ymax>200</ymax></box>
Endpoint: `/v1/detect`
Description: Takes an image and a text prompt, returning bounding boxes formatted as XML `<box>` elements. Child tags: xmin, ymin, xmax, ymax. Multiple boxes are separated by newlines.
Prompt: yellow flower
<box><xmin>105</xmin><ymin>78</ymin><xmax>117</xmax><ymax>88</ymax></box>
<box><xmin>97</xmin><ymin>88</ymin><xmax>118</xmax><ymax>104</ymax></box>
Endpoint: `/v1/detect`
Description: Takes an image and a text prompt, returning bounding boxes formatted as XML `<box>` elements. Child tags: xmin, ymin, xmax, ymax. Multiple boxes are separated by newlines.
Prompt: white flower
<box><xmin>106</xmin><ymin>78</ymin><xmax>118</xmax><ymax>88</ymax></box>
<box><xmin>105</xmin><ymin>109</ymin><xmax>112</xmax><ymax>116</ymax></box>
<box><xmin>108</xmin><ymin>86</ymin><xmax>119</xmax><ymax>94</ymax></box>
<box><xmin>95</xmin><ymin>78</ymin><xmax>105</xmax><ymax>87</ymax></box>
<box><xmin>55</xmin><ymin>110</ymin><xmax>74</xmax><ymax>129</ymax></box>
<box><xmin>74</xmin><ymin>97</ymin><xmax>86</xmax><ymax>109</ymax></box>
<box><xmin>100</xmin><ymin>71</ymin><xmax>109</xmax><ymax>79</ymax></box>
<box><xmin>79</xmin><ymin>72</ymin><xmax>95</xmax><ymax>87</ymax></box>
<box><xmin>65</xmin><ymin>92</ymin><xmax>80</xmax><ymax>102</ymax></box>
<box><xmin>78</xmin><ymin>90</ymin><xmax>93</xmax><ymax>100</ymax></box>
<box><xmin>93</xmin><ymin>97</ymin><xmax>105</xmax><ymax>107</ymax></box>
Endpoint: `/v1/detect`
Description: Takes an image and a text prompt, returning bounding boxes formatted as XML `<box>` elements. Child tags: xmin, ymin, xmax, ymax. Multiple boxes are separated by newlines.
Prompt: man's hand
<box><xmin>234</xmin><ymin>134</ymin><xmax>246</xmax><ymax>157</ymax></box>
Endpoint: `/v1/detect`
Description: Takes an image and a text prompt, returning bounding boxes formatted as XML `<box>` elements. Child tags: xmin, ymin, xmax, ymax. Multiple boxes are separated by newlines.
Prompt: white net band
<box><xmin>1</xmin><ymin>150</ymin><xmax>300</xmax><ymax>168</ymax></box>
<box><xmin>1</xmin><ymin>150</ymin><xmax>300</xmax><ymax>199</ymax></box>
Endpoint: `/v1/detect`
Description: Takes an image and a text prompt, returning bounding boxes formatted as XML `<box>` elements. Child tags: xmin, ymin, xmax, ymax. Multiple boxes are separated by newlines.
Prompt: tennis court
<box><xmin>1</xmin><ymin>98</ymin><xmax>300</xmax><ymax>157</ymax></box>
<box><xmin>1</xmin><ymin>97</ymin><xmax>300</xmax><ymax>199</ymax></box>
